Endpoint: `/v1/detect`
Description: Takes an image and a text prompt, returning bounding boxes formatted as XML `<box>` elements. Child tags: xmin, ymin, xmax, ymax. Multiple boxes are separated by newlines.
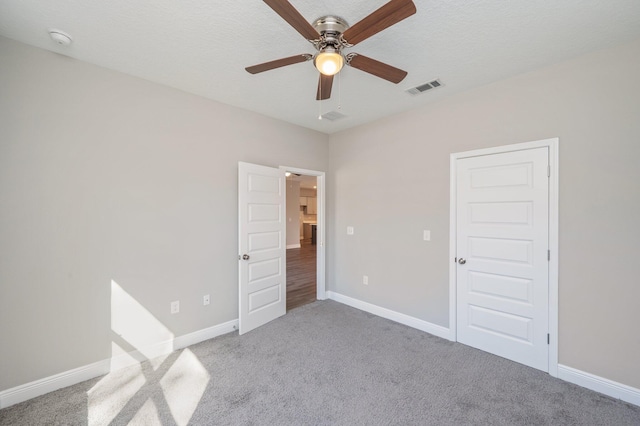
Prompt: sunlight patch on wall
<box><xmin>109</xmin><ymin>340</ymin><xmax>141</xmax><ymax>371</ymax></box>
<box><xmin>160</xmin><ymin>349</ymin><xmax>210</xmax><ymax>426</ymax></box>
<box><xmin>111</xmin><ymin>280</ymin><xmax>174</xmax><ymax>365</ymax></box>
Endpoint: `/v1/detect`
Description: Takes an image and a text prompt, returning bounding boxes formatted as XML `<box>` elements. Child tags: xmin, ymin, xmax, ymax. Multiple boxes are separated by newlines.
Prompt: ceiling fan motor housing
<box><xmin>313</xmin><ymin>16</ymin><xmax>350</xmax><ymax>51</ymax></box>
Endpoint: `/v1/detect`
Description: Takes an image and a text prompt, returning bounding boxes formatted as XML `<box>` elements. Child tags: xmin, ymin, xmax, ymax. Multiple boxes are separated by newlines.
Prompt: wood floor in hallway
<box><xmin>286</xmin><ymin>241</ymin><xmax>316</xmax><ymax>311</ymax></box>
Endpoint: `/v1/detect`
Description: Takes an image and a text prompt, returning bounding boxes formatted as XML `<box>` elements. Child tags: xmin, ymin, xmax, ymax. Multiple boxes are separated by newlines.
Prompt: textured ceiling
<box><xmin>2</xmin><ymin>0</ymin><xmax>640</xmax><ymax>134</ymax></box>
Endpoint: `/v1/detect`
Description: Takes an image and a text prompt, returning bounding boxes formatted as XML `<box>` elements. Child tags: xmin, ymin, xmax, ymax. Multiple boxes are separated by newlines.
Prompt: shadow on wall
<box><xmin>85</xmin><ymin>281</ymin><xmax>210</xmax><ymax>425</ymax></box>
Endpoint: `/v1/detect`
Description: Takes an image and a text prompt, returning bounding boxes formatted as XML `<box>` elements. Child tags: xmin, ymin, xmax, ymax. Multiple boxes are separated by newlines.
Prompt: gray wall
<box><xmin>0</xmin><ymin>37</ymin><xmax>328</xmax><ymax>391</ymax></box>
<box><xmin>328</xmin><ymin>39</ymin><xmax>640</xmax><ymax>389</ymax></box>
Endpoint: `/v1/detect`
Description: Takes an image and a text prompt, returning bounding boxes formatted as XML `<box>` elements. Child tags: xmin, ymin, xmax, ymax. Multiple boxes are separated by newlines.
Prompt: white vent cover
<box><xmin>320</xmin><ymin>111</ymin><xmax>347</xmax><ymax>121</ymax></box>
<box><xmin>406</xmin><ymin>79</ymin><xmax>443</xmax><ymax>95</ymax></box>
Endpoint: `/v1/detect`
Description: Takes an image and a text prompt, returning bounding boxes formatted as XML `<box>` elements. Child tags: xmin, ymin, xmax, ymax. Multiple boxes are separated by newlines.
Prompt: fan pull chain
<box><xmin>318</xmin><ymin>99</ymin><xmax>322</xmax><ymax>120</ymax></box>
<box><xmin>318</xmin><ymin>77</ymin><xmax>323</xmax><ymax>120</ymax></box>
<box><xmin>338</xmin><ymin>71</ymin><xmax>342</xmax><ymax>110</ymax></box>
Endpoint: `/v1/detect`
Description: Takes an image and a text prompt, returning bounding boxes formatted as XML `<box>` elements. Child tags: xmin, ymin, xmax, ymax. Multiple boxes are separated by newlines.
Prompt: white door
<box><xmin>238</xmin><ymin>162</ymin><xmax>286</xmax><ymax>335</ymax></box>
<box><xmin>456</xmin><ymin>147</ymin><xmax>549</xmax><ymax>371</ymax></box>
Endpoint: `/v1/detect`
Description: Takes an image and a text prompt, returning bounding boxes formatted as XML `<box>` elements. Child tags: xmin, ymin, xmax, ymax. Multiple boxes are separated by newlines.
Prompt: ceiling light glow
<box><xmin>315</xmin><ymin>51</ymin><xmax>344</xmax><ymax>76</ymax></box>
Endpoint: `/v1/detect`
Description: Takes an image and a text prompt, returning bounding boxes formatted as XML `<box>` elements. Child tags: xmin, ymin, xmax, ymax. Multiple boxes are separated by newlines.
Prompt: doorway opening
<box><xmin>282</xmin><ymin>167</ymin><xmax>326</xmax><ymax>311</ymax></box>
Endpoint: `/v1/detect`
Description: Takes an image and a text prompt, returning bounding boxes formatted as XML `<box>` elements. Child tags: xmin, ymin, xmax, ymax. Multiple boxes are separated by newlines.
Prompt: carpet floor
<box><xmin>1</xmin><ymin>300</ymin><xmax>639</xmax><ymax>425</ymax></box>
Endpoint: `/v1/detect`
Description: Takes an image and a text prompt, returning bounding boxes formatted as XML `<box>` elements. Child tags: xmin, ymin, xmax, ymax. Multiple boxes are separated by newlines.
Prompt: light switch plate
<box><xmin>423</xmin><ymin>230</ymin><xmax>431</xmax><ymax>241</ymax></box>
<box><xmin>347</xmin><ymin>226</ymin><xmax>354</xmax><ymax>235</ymax></box>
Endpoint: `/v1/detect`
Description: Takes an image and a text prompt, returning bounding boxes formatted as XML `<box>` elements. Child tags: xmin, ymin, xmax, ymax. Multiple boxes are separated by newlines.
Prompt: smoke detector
<box><xmin>48</xmin><ymin>29</ymin><xmax>73</xmax><ymax>46</ymax></box>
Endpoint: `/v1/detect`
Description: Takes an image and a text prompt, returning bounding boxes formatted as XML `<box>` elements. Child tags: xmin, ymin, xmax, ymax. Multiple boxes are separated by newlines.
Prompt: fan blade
<box><xmin>341</xmin><ymin>0</ymin><xmax>416</xmax><ymax>46</ymax></box>
<box><xmin>348</xmin><ymin>54</ymin><xmax>407</xmax><ymax>83</ymax></box>
<box><xmin>316</xmin><ymin>74</ymin><xmax>334</xmax><ymax>100</ymax></box>
<box><xmin>263</xmin><ymin>0</ymin><xmax>320</xmax><ymax>40</ymax></box>
<box><xmin>245</xmin><ymin>54</ymin><xmax>312</xmax><ymax>74</ymax></box>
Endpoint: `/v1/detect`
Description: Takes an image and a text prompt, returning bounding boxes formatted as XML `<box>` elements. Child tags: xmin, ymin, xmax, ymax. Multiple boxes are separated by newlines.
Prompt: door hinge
<box><xmin>547</xmin><ymin>250</ymin><xmax>550</xmax><ymax>261</ymax></box>
<box><xmin>547</xmin><ymin>165</ymin><xmax>550</xmax><ymax>177</ymax></box>
<box><xmin>547</xmin><ymin>333</ymin><xmax>550</xmax><ymax>345</ymax></box>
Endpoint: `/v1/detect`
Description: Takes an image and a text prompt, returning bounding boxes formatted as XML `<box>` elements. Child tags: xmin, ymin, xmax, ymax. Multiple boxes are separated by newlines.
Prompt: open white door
<box><xmin>238</xmin><ymin>162</ymin><xmax>286</xmax><ymax>335</ymax></box>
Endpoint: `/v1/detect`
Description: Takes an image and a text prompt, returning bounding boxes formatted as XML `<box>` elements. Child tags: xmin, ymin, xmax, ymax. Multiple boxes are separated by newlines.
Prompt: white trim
<box><xmin>449</xmin><ymin>138</ymin><xmax>559</xmax><ymax>375</ymax></box>
<box><xmin>286</xmin><ymin>243</ymin><xmax>301</xmax><ymax>249</ymax></box>
<box><xmin>109</xmin><ymin>339</ymin><xmax>175</xmax><ymax>372</ymax></box>
<box><xmin>280</xmin><ymin>166</ymin><xmax>327</xmax><ymax>300</ymax></box>
<box><xmin>448</xmin><ymin>153</ymin><xmax>458</xmax><ymax>342</ymax></box>
<box><xmin>173</xmin><ymin>318</ymin><xmax>237</xmax><ymax>350</ymax></box>
<box><xmin>558</xmin><ymin>364</ymin><xmax>640</xmax><ymax>407</ymax></box>
<box><xmin>0</xmin><ymin>359</ymin><xmax>109</xmax><ymax>410</ymax></box>
<box><xmin>548</xmin><ymin>140</ymin><xmax>560</xmax><ymax>377</ymax></box>
<box><xmin>0</xmin><ymin>319</ymin><xmax>238</xmax><ymax>409</ymax></box>
<box><xmin>327</xmin><ymin>291</ymin><xmax>450</xmax><ymax>340</ymax></box>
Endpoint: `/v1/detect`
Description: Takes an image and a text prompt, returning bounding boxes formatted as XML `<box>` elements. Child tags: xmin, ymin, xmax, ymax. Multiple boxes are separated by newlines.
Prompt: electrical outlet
<box><xmin>203</xmin><ymin>294</ymin><xmax>210</xmax><ymax>306</ymax></box>
<box><xmin>171</xmin><ymin>300</ymin><xmax>180</xmax><ymax>314</ymax></box>
<box><xmin>363</xmin><ymin>275</ymin><xmax>369</xmax><ymax>285</ymax></box>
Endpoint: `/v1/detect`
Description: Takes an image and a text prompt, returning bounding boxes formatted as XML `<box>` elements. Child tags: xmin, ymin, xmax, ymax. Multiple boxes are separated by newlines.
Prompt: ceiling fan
<box><xmin>245</xmin><ymin>0</ymin><xmax>417</xmax><ymax>101</ymax></box>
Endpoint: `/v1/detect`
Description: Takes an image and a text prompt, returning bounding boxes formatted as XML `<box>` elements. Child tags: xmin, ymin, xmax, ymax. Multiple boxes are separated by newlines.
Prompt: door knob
<box><xmin>242</xmin><ymin>254</ymin><xmax>250</xmax><ymax>260</ymax></box>
<box><xmin>458</xmin><ymin>258</ymin><xmax>466</xmax><ymax>265</ymax></box>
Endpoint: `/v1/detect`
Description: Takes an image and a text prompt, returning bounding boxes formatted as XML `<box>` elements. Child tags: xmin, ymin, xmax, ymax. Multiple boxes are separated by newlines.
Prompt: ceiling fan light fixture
<box><xmin>246</xmin><ymin>1</ymin><xmax>417</xmax><ymax>100</ymax></box>
<box><xmin>314</xmin><ymin>51</ymin><xmax>344</xmax><ymax>76</ymax></box>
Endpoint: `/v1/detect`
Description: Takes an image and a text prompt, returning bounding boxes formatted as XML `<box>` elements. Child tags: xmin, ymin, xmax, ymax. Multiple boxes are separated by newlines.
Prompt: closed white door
<box><xmin>456</xmin><ymin>147</ymin><xmax>549</xmax><ymax>371</ymax></box>
<box><xmin>238</xmin><ymin>162</ymin><xmax>286</xmax><ymax>335</ymax></box>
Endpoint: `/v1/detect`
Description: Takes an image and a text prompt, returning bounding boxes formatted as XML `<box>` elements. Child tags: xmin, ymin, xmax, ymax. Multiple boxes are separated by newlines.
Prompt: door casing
<box><xmin>449</xmin><ymin>138</ymin><xmax>559</xmax><ymax>377</ymax></box>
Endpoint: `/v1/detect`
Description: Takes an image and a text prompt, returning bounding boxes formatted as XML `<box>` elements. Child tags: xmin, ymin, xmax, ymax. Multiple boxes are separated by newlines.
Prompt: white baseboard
<box><xmin>109</xmin><ymin>318</ymin><xmax>238</xmax><ymax>371</ymax></box>
<box><xmin>0</xmin><ymin>359</ymin><xmax>110</xmax><ymax>410</ymax></box>
<box><xmin>286</xmin><ymin>243</ymin><xmax>301</xmax><ymax>249</ymax></box>
<box><xmin>326</xmin><ymin>291</ymin><xmax>450</xmax><ymax>340</ymax></box>
<box><xmin>0</xmin><ymin>319</ymin><xmax>238</xmax><ymax>410</ymax></box>
<box><xmin>173</xmin><ymin>319</ymin><xmax>237</xmax><ymax>350</ymax></box>
<box><xmin>558</xmin><ymin>364</ymin><xmax>640</xmax><ymax>407</ymax></box>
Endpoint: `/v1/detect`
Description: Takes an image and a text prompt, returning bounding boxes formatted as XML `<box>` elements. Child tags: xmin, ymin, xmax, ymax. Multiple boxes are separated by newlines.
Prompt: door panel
<box><xmin>468</xmin><ymin>201</ymin><xmax>532</xmax><ymax>225</ymax></box>
<box><xmin>238</xmin><ymin>162</ymin><xmax>286</xmax><ymax>335</ymax></box>
<box><xmin>456</xmin><ymin>147</ymin><xmax>549</xmax><ymax>371</ymax></box>
<box><xmin>468</xmin><ymin>271</ymin><xmax>533</xmax><ymax>304</ymax></box>
<box><xmin>468</xmin><ymin>237</ymin><xmax>533</xmax><ymax>264</ymax></box>
<box><xmin>468</xmin><ymin>305</ymin><xmax>532</xmax><ymax>342</ymax></box>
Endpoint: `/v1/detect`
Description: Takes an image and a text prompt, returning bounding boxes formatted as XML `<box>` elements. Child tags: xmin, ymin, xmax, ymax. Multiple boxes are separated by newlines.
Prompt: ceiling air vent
<box><xmin>406</xmin><ymin>79</ymin><xmax>443</xmax><ymax>96</ymax></box>
<box><xmin>320</xmin><ymin>111</ymin><xmax>347</xmax><ymax>121</ymax></box>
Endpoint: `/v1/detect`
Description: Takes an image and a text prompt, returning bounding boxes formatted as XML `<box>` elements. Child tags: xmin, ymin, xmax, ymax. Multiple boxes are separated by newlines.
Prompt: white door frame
<box><xmin>449</xmin><ymin>138</ymin><xmax>559</xmax><ymax>377</ymax></box>
<box><xmin>280</xmin><ymin>166</ymin><xmax>327</xmax><ymax>300</ymax></box>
